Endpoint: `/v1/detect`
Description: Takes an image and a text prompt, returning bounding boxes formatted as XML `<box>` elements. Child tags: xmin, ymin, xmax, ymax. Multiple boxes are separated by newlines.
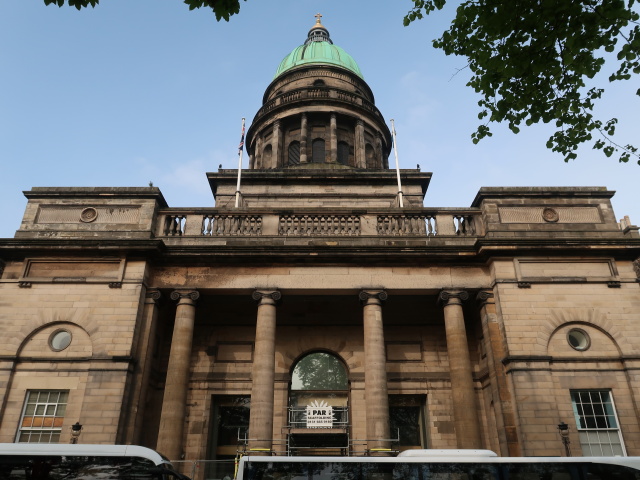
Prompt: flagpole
<box><xmin>390</xmin><ymin>119</ymin><xmax>404</xmax><ymax>208</ymax></box>
<box><xmin>235</xmin><ymin>117</ymin><xmax>246</xmax><ymax>208</ymax></box>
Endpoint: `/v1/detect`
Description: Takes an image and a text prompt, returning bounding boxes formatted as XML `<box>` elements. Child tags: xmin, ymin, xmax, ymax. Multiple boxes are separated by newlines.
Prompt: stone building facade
<box><xmin>1</xmin><ymin>17</ymin><xmax>640</xmax><ymax>479</ymax></box>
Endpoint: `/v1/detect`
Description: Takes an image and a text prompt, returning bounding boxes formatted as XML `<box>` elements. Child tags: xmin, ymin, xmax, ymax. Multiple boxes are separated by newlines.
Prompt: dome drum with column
<box><xmin>245</xmin><ymin>18</ymin><xmax>392</xmax><ymax>171</ymax></box>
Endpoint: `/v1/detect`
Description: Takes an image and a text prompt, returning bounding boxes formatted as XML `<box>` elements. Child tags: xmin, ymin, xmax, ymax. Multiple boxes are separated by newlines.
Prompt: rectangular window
<box><xmin>16</xmin><ymin>390</ymin><xmax>68</xmax><ymax>443</ymax></box>
<box><xmin>389</xmin><ymin>395</ymin><xmax>427</xmax><ymax>451</ymax></box>
<box><xmin>571</xmin><ymin>390</ymin><xmax>626</xmax><ymax>456</ymax></box>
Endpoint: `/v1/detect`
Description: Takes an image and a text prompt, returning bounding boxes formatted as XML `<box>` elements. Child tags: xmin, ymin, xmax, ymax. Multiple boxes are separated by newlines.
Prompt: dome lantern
<box><xmin>305</xmin><ymin>13</ymin><xmax>332</xmax><ymax>44</ymax></box>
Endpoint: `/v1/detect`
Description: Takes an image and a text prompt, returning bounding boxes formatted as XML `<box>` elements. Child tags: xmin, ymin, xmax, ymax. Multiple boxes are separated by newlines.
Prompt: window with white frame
<box><xmin>16</xmin><ymin>390</ymin><xmax>68</xmax><ymax>443</ymax></box>
<box><xmin>571</xmin><ymin>390</ymin><xmax>626</xmax><ymax>456</ymax></box>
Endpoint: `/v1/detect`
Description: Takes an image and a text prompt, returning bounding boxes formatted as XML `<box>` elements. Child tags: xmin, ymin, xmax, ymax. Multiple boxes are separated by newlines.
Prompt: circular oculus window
<box><xmin>567</xmin><ymin>328</ymin><xmax>590</xmax><ymax>351</ymax></box>
<box><xmin>49</xmin><ymin>329</ymin><xmax>72</xmax><ymax>351</ymax></box>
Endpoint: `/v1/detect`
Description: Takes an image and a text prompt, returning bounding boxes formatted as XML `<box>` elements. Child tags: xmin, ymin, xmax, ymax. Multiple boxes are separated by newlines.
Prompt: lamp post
<box><xmin>557</xmin><ymin>421</ymin><xmax>571</xmax><ymax>457</ymax></box>
<box><xmin>70</xmin><ymin>422</ymin><xmax>83</xmax><ymax>444</ymax></box>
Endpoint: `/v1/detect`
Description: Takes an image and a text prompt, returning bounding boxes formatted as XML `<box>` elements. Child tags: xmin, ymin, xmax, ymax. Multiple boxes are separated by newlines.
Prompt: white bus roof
<box><xmin>397</xmin><ymin>449</ymin><xmax>498</xmax><ymax>458</ymax></box>
<box><xmin>0</xmin><ymin>444</ymin><xmax>169</xmax><ymax>466</ymax></box>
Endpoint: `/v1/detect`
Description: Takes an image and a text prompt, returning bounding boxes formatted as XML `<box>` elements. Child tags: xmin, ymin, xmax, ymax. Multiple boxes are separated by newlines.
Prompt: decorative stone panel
<box><xmin>35</xmin><ymin>205</ymin><xmax>141</xmax><ymax>224</ymax></box>
<box><xmin>513</xmin><ymin>258</ymin><xmax>619</xmax><ymax>285</ymax></box>
<box><xmin>386</xmin><ymin>342</ymin><xmax>422</xmax><ymax>362</ymax></box>
<box><xmin>216</xmin><ymin>343</ymin><xmax>254</xmax><ymax>362</ymax></box>
<box><xmin>498</xmin><ymin>206</ymin><xmax>601</xmax><ymax>224</ymax></box>
<box><xmin>20</xmin><ymin>258</ymin><xmax>125</xmax><ymax>284</ymax></box>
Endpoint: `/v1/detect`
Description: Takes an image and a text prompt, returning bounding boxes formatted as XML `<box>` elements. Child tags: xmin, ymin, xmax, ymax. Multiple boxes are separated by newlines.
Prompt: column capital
<box><xmin>476</xmin><ymin>289</ymin><xmax>494</xmax><ymax>307</ymax></box>
<box><xmin>252</xmin><ymin>289</ymin><xmax>282</xmax><ymax>304</ymax></box>
<box><xmin>170</xmin><ymin>290</ymin><xmax>200</xmax><ymax>302</ymax></box>
<box><xmin>145</xmin><ymin>289</ymin><xmax>162</xmax><ymax>304</ymax></box>
<box><xmin>438</xmin><ymin>290</ymin><xmax>469</xmax><ymax>306</ymax></box>
<box><xmin>359</xmin><ymin>290</ymin><xmax>388</xmax><ymax>305</ymax></box>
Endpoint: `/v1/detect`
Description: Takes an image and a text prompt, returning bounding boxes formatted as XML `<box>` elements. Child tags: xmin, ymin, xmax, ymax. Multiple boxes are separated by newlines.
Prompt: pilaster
<box><xmin>476</xmin><ymin>289</ymin><xmax>521</xmax><ymax>456</ymax></box>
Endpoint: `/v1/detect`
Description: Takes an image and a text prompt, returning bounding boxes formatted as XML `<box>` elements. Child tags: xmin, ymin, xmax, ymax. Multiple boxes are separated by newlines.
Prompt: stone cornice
<box><xmin>0</xmin><ymin>239</ymin><xmax>165</xmax><ymax>259</ymax></box>
<box><xmin>23</xmin><ymin>187</ymin><xmax>168</xmax><ymax>207</ymax></box>
<box><xmin>471</xmin><ymin>186</ymin><xmax>614</xmax><ymax>207</ymax></box>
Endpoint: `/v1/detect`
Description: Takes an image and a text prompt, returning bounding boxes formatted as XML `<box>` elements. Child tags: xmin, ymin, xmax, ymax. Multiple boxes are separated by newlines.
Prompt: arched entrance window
<box><xmin>312</xmin><ymin>139</ymin><xmax>325</xmax><ymax>163</ymax></box>
<box><xmin>288</xmin><ymin>352</ymin><xmax>349</xmax><ymax>454</ymax></box>
<box><xmin>291</xmin><ymin>352</ymin><xmax>347</xmax><ymax>391</ymax></box>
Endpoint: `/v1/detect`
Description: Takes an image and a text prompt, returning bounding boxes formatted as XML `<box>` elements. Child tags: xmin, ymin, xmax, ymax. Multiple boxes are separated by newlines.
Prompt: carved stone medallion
<box><xmin>542</xmin><ymin>207</ymin><xmax>559</xmax><ymax>223</ymax></box>
<box><xmin>80</xmin><ymin>207</ymin><xmax>98</xmax><ymax>223</ymax></box>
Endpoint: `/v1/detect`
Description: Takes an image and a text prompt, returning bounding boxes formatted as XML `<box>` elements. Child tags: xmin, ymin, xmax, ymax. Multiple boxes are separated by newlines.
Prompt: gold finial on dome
<box><xmin>311</xmin><ymin>13</ymin><xmax>325</xmax><ymax>30</ymax></box>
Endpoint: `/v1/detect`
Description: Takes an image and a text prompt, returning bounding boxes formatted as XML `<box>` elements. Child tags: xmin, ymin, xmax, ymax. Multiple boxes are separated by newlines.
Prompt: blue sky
<box><xmin>1</xmin><ymin>0</ymin><xmax>638</xmax><ymax>238</ymax></box>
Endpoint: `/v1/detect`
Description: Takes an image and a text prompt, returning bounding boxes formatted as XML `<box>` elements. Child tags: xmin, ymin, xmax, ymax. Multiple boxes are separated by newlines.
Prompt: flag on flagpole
<box><xmin>235</xmin><ymin>118</ymin><xmax>246</xmax><ymax>208</ymax></box>
<box><xmin>238</xmin><ymin>121</ymin><xmax>245</xmax><ymax>156</ymax></box>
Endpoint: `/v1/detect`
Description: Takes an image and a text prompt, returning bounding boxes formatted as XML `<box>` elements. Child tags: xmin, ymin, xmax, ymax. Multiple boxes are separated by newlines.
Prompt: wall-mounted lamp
<box><xmin>557</xmin><ymin>421</ymin><xmax>571</xmax><ymax>457</ymax></box>
<box><xmin>70</xmin><ymin>422</ymin><xmax>83</xmax><ymax>444</ymax></box>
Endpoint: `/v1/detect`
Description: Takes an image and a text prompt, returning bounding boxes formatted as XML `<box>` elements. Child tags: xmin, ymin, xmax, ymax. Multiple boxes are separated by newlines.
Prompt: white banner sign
<box><xmin>305</xmin><ymin>400</ymin><xmax>334</xmax><ymax>428</ymax></box>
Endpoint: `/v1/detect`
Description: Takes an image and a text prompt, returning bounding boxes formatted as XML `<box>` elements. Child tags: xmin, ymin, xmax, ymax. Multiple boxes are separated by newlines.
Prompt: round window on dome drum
<box><xmin>567</xmin><ymin>328</ymin><xmax>590</xmax><ymax>351</ymax></box>
<box><xmin>49</xmin><ymin>329</ymin><xmax>72</xmax><ymax>352</ymax></box>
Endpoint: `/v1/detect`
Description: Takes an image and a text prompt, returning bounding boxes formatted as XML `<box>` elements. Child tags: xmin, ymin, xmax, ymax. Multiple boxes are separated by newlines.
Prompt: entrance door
<box><xmin>207</xmin><ymin>396</ymin><xmax>250</xmax><ymax>480</ymax></box>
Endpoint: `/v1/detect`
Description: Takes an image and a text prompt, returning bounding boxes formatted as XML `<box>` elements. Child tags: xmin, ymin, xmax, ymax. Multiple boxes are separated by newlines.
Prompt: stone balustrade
<box><xmin>202</xmin><ymin>214</ymin><xmax>262</xmax><ymax>236</ymax></box>
<box><xmin>157</xmin><ymin>209</ymin><xmax>481</xmax><ymax>238</ymax></box>
<box><xmin>255</xmin><ymin>86</ymin><xmax>382</xmax><ymax>119</ymax></box>
<box><xmin>280</xmin><ymin>215</ymin><xmax>360</xmax><ymax>236</ymax></box>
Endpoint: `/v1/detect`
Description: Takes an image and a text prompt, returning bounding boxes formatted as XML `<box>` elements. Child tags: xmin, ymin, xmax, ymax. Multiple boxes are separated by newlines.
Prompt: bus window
<box><xmin>245</xmin><ymin>461</ymin><xmax>306</xmax><ymax>480</ymax></box>
<box><xmin>0</xmin><ymin>455</ymin><xmax>178</xmax><ymax>480</ymax></box>
<box><xmin>583</xmin><ymin>463</ymin><xmax>640</xmax><ymax>480</ymax></box>
<box><xmin>312</xmin><ymin>462</ymin><xmax>359</xmax><ymax>480</ymax></box>
<box><xmin>503</xmin><ymin>463</ymin><xmax>578</xmax><ymax>480</ymax></box>
<box><xmin>361</xmin><ymin>462</ymin><xmax>420</xmax><ymax>480</ymax></box>
<box><xmin>419</xmin><ymin>463</ymin><xmax>498</xmax><ymax>480</ymax></box>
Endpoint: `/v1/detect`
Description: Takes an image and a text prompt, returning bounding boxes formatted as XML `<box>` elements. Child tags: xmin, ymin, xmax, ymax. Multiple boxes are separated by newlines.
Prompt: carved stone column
<box><xmin>157</xmin><ymin>289</ymin><xmax>199</xmax><ymax>461</ymax></box>
<box><xmin>439</xmin><ymin>290</ymin><xmax>482</xmax><ymax>448</ymax></box>
<box><xmin>360</xmin><ymin>290</ymin><xmax>391</xmax><ymax>453</ymax></box>
<box><xmin>300</xmin><ymin>113</ymin><xmax>308</xmax><ymax>164</ymax></box>
<box><xmin>477</xmin><ymin>290</ymin><xmax>521</xmax><ymax>455</ymax></box>
<box><xmin>125</xmin><ymin>289</ymin><xmax>161</xmax><ymax>445</ymax></box>
<box><xmin>355</xmin><ymin>120</ymin><xmax>366</xmax><ymax>168</ymax></box>
<box><xmin>254</xmin><ymin>136</ymin><xmax>264</xmax><ymax>169</ymax></box>
<box><xmin>248</xmin><ymin>290</ymin><xmax>281</xmax><ymax>453</ymax></box>
<box><xmin>330</xmin><ymin>113</ymin><xmax>338</xmax><ymax>163</ymax></box>
<box><xmin>375</xmin><ymin>133</ymin><xmax>385</xmax><ymax>169</ymax></box>
<box><xmin>273</xmin><ymin>120</ymin><xmax>282</xmax><ymax>168</ymax></box>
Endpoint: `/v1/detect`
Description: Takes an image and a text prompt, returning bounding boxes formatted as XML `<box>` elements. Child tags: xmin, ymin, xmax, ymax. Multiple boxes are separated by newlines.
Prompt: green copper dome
<box><xmin>274</xmin><ymin>16</ymin><xmax>363</xmax><ymax>79</ymax></box>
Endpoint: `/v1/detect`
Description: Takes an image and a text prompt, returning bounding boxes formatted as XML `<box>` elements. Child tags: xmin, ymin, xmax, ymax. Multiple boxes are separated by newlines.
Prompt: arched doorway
<box><xmin>288</xmin><ymin>352</ymin><xmax>349</xmax><ymax>455</ymax></box>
